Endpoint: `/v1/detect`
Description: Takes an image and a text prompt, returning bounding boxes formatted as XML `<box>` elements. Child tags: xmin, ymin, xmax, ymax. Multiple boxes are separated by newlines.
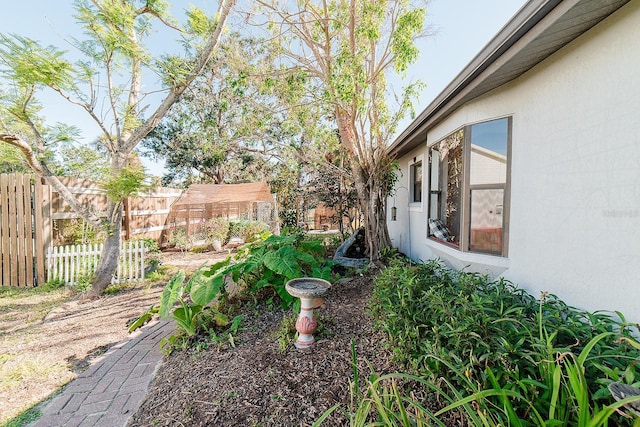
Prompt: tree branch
<box><xmin>124</xmin><ymin>0</ymin><xmax>237</xmax><ymax>153</ymax></box>
<box><xmin>0</xmin><ymin>133</ymin><xmax>104</xmax><ymax>228</ymax></box>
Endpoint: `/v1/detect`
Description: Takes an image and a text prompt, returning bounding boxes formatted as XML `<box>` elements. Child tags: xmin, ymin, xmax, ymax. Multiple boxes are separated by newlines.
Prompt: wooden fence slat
<box><xmin>1</xmin><ymin>174</ymin><xmax>10</xmax><ymax>287</ymax></box>
<box><xmin>23</xmin><ymin>175</ymin><xmax>35</xmax><ymax>286</ymax></box>
<box><xmin>15</xmin><ymin>174</ymin><xmax>26</xmax><ymax>286</ymax></box>
<box><xmin>34</xmin><ymin>177</ymin><xmax>46</xmax><ymax>285</ymax></box>
<box><xmin>8</xmin><ymin>174</ymin><xmax>19</xmax><ymax>287</ymax></box>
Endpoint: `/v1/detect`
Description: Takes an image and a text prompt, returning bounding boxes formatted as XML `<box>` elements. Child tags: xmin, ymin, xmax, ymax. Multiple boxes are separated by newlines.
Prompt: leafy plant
<box><xmin>368</xmin><ymin>257</ymin><xmax>640</xmax><ymax>425</ymax></box>
<box><xmin>203</xmin><ymin>217</ymin><xmax>230</xmax><ymax>245</ymax></box>
<box><xmin>275</xmin><ymin>313</ymin><xmax>298</xmax><ymax>352</ymax></box>
<box><xmin>169</xmin><ymin>227</ymin><xmax>189</xmax><ymax>251</ymax></box>
<box><xmin>132</xmin><ymin>232</ymin><xmax>334</xmax><ymax>355</ymax></box>
<box><xmin>210</xmin><ymin>233</ymin><xmax>333</xmax><ymax>309</ymax></box>
<box><xmin>102</xmin><ymin>166</ymin><xmax>147</xmax><ymax>203</ymax></box>
<box><xmin>228</xmin><ymin>220</ymin><xmax>270</xmax><ymax>244</ymax></box>
<box><xmin>130</xmin><ymin>259</ymin><xmax>245</xmax><ymax>354</ymax></box>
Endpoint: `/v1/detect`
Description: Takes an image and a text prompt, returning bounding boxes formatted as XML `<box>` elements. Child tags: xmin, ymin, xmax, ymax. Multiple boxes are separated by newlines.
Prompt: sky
<box><xmin>2</xmin><ymin>0</ymin><xmax>527</xmax><ymax>176</ymax></box>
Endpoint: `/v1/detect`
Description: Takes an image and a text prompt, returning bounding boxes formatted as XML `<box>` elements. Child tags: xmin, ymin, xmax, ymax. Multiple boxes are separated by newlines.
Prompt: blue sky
<box><xmin>2</xmin><ymin>0</ymin><xmax>527</xmax><ymax>176</ymax></box>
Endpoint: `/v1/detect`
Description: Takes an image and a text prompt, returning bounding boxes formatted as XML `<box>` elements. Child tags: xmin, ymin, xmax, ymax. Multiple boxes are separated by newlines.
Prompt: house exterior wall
<box><xmin>390</xmin><ymin>2</ymin><xmax>640</xmax><ymax>321</ymax></box>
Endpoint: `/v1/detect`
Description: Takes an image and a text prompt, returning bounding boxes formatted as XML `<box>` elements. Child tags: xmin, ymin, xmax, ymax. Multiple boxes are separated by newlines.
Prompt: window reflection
<box><xmin>428</xmin><ymin>118</ymin><xmax>510</xmax><ymax>255</ymax></box>
<box><xmin>469</xmin><ymin>118</ymin><xmax>508</xmax><ymax>254</ymax></box>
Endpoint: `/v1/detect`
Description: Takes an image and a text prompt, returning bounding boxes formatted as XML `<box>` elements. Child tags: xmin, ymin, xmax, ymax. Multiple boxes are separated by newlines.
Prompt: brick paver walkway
<box><xmin>29</xmin><ymin>319</ymin><xmax>173</xmax><ymax>427</ymax></box>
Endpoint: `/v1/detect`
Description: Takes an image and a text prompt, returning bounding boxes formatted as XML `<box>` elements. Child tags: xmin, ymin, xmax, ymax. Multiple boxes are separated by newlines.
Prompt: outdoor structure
<box><xmin>388</xmin><ymin>1</ymin><xmax>640</xmax><ymax>321</ymax></box>
<box><xmin>0</xmin><ymin>173</ymin><xmax>182</xmax><ymax>287</ymax></box>
<box><xmin>163</xmin><ymin>182</ymin><xmax>278</xmax><ymax>246</ymax></box>
<box><xmin>50</xmin><ymin>177</ymin><xmax>182</xmax><ymax>244</ymax></box>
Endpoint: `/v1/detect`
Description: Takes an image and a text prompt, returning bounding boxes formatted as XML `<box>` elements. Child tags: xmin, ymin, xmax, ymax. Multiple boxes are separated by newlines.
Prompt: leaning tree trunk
<box><xmin>86</xmin><ymin>203</ymin><xmax>124</xmax><ymax>297</ymax></box>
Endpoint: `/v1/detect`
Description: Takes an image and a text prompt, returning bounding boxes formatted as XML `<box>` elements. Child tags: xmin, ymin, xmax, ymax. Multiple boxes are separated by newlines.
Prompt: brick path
<box><xmin>29</xmin><ymin>319</ymin><xmax>173</xmax><ymax>427</ymax></box>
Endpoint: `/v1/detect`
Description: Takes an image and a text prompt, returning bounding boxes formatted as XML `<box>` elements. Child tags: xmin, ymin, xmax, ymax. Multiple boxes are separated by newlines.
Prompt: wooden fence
<box><xmin>0</xmin><ymin>173</ymin><xmax>50</xmax><ymax>287</ymax></box>
<box><xmin>0</xmin><ymin>173</ymin><xmax>181</xmax><ymax>287</ymax></box>
<box><xmin>46</xmin><ymin>241</ymin><xmax>147</xmax><ymax>286</ymax></box>
<box><xmin>51</xmin><ymin>177</ymin><xmax>183</xmax><ymax>244</ymax></box>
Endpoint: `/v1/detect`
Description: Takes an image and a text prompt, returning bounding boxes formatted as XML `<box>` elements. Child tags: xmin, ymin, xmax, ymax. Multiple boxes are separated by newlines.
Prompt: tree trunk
<box><xmin>87</xmin><ymin>204</ymin><xmax>123</xmax><ymax>297</ymax></box>
<box><xmin>335</xmin><ymin>111</ymin><xmax>391</xmax><ymax>261</ymax></box>
<box><xmin>352</xmin><ymin>163</ymin><xmax>391</xmax><ymax>262</ymax></box>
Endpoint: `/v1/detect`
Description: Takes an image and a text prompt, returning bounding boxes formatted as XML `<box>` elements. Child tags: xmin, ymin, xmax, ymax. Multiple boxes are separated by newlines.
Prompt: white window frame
<box><xmin>408</xmin><ymin>155</ymin><xmax>424</xmax><ymax>211</ymax></box>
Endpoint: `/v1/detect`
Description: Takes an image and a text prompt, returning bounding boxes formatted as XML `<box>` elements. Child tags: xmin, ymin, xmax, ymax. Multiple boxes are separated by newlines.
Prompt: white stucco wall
<box><xmin>390</xmin><ymin>2</ymin><xmax>640</xmax><ymax>322</ymax></box>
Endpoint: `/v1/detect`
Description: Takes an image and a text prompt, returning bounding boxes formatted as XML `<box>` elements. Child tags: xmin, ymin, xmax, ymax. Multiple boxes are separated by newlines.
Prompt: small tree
<box><xmin>256</xmin><ymin>0</ymin><xmax>427</xmax><ymax>260</ymax></box>
<box><xmin>0</xmin><ymin>0</ymin><xmax>236</xmax><ymax>296</ymax></box>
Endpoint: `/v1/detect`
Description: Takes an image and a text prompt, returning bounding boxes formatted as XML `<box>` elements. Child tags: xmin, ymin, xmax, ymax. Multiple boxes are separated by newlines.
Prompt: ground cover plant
<box><xmin>366</xmin><ymin>257</ymin><xmax>640</xmax><ymax>425</ymax></box>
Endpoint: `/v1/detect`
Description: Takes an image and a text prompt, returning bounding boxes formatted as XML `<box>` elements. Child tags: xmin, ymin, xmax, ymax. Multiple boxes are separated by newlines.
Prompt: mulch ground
<box><xmin>127</xmin><ymin>268</ymin><xmax>400</xmax><ymax>426</ymax></box>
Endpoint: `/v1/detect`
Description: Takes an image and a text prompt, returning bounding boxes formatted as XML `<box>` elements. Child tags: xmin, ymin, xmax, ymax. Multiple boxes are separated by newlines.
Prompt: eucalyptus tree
<box><xmin>256</xmin><ymin>0</ymin><xmax>426</xmax><ymax>260</ymax></box>
<box><xmin>0</xmin><ymin>0</ymin><xmax>236</xmax><ymax>296</ymax></box>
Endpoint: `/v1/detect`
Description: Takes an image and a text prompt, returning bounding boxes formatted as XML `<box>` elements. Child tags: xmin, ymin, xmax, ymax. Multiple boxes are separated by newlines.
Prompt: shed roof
<box><xmin>173</xmin><ymin>182</ymin><xmax>273</xmax><ymax>206</ymax></box>
<box><xmin>390</xmin><ymin>0</ymin><xmax>630</xmax><ymax>157</ymax></box>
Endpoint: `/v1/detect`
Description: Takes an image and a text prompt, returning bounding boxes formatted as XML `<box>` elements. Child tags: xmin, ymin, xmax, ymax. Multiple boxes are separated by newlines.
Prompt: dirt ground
<box><xmin>128</xmin><ymin>268</ymin><xmax>399</xmax><ymax>427</ymax></box>
<box><xmin>0</xmin><ymin>250</ymin><xmax>221</xmax><ymax>425</ymax></box>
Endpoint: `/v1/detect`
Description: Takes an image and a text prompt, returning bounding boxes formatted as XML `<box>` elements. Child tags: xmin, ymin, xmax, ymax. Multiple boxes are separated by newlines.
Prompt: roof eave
<box><xmin>390</xmin><ymin>0</ymin><xmax>630</xmax><ymax>157</ymax></box>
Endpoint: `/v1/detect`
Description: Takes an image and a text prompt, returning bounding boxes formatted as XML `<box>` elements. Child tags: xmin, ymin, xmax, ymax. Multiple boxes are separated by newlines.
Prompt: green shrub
<box><xmin>228</xmin><ymin>220</ymin><xmax>270</xmax><ymax>243</ymax></box>
<box><xmin>55</xmin><ymin>218</ymin><xmax>103</xmax><ymax>245</ymax></box>
<box><xmin>169</xmin><ymin>227</ymin><xmax>189</xmax><ymax>251</ymax></box>
<box><xmin>131</xmin><ymin>232</ymin><xmax>334</xmax><ymax>353</ymax></box>
<box><xmin>203</xmin><ymin>217</ymin><xmax>230</xmax><ymax>245</ymax></box>
<box><xmin>368</xmin><ymin>258</ymin><xmax>640</xmax><ymax>425</ymax></box>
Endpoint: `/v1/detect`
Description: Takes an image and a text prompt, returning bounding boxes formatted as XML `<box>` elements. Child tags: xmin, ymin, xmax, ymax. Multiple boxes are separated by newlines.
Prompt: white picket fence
<box><xmin>46</xmin><ymin>241</ymin><xmax>147</xmax><ymax>285</ymax></box>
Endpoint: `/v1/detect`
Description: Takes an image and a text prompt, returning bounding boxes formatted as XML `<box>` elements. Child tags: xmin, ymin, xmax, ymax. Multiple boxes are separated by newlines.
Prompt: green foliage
<box><xmin>103</xmin><ymin>282</ymin><xmax>134</xmax><ymax>295</ymax></box>
<box><xmin>102</xmin><ymin>167</ymin><xmax>146</xmax><ymax>203</ymax></box>
<box><xmin>275</xmin><ymin>313</ymin><xmax>298</xmax><ymax>352</ymax></box>
<box><xmin>50</xmin><ymin>143</ymin><xmax>110</xmax><ymax>181</ymax></box>
<box><xmin>2</xmin><ymin>403</ymin><xmax>42</xmax><ymax>427</ymax></box>
<box><xmin>145</xmin><ymin>267</ymin><xmax>169</xmax><ymax>283</ymax></box>
<box><xmin>129</xmin><ymin>266</ymin><xmax>237</xmax><ymax>346</ymax></box>
<box><xmin>215</xmin><ymin>233</ymin><xmax>333</xmax><ymax>309</ymax></box>
<box><xmin>368</xmin><ymin>258</ymin><xmax>640</xmax><ymax>426</ymax></box>
<box><xmin>134</xmin><ymin>232</ymin><xmax>334</xmax><ymax>353</ymax></box>
<box><xmin>0</xmin><ymin>33</ymin><xmax>75</xmax><ymax>90</ymax></box>
<box><xmin>55</xmin><ymin>218</ymin><xmax>102</xmax><ymax>245</ymax></box>
<box><xmin>203</xmin><ymin>217</ymin><xmax>230</xmax><ymax>244</ymax></box>
<box><xmin>72</xmin><ymin>274</ymin><xmax>93</xmax><ymax>293</ymax></box>
<box><xmin>279</xmin><ymin>210</ymin><xmax>299</xmax><ymax>229</ymax></box>
<box><xmin>128</xmin><ymin>305</ymin><xmax>159</xmax><ymax>334</ymax></box>
<box><xmin>0</xmin><ymin>143</ymin><xmax>28</xmax><ymax>173</ymax></box>
<box><xmin>42</xmin><ymin>278</ymin><xmax>66</xmax><ymax>292</ymax></box>
<box><xmin>169</xmin><ymin>227</ymin><xmax>189</xmax><ymax>251</ymax></box>
<box><xmin>228</xmin><ymin>220</ymin><xmax>271</xmax><ymax>244</ymax></box>
<box><xmin>142</xmin><ymin>34</ymin><xmax>288</xmax><ymax>187</ymax></box>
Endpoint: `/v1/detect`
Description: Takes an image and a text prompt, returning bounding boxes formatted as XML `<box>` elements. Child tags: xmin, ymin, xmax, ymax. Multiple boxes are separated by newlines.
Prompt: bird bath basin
<box><xmin>285</xmin><ymin>278</ymin><xmax>331</xmax><ymax>349</ymax></box>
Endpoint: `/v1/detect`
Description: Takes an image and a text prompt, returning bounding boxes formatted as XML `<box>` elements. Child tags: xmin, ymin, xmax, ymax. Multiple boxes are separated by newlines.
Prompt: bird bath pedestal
<box><xmin>285</xmin><ymin>278</ymin><xmax>331</xmax><ymax>349</ymax></box>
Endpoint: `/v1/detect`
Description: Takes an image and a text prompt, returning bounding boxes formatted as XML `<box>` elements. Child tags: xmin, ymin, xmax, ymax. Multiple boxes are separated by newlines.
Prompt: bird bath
<box><xmin>285</xmin><ymin>278</ymin><xmax>331</xmax><ymax>349</ymax></box>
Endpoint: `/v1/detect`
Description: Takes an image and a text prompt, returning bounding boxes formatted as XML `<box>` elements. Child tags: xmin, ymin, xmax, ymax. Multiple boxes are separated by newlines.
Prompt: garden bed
<box><xmin>128</xmin><ymin>269</ymin><xmax>398</xmax><ymax>426</ymax></box>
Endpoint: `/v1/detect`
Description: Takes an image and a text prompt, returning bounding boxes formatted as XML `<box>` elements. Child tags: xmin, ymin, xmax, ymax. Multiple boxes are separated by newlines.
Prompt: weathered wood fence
<box><xmin>0</xmin><ymin>173</ymin><xmax>182</xmax><ymax>287</ymax></box>
<box><xmin>0</xmin><ymin>174</ymin><xmax>50</xmax><ymax>287</ymax></box>
<box><xmin>51</xmin><ymin>177</ymin><xmax>183</xmax><ymax>244</ymax></box>
<box><xmin>46</xmin><ymin>241</ymin><xmax>147</xmax><ymax>285</ymax></box>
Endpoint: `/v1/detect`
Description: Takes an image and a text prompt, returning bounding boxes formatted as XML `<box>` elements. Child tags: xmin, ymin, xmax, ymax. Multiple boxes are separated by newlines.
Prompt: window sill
<box><xmin>408</xmin><ymin>202</ymin><xmax>423</xmax><ymax>212</ymax></box>
<box><xmin>426</xmin><ymin>238</ymin><xmax>510</xmax><ymax>277</ymax></box>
